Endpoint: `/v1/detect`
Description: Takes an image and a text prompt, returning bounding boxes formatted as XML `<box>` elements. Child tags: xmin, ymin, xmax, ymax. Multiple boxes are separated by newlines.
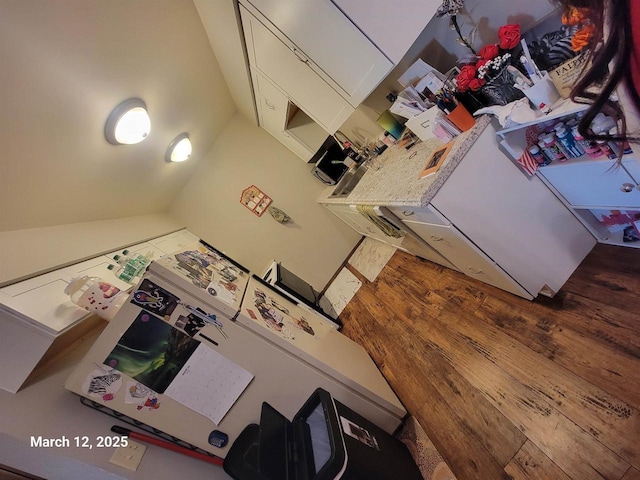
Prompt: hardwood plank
<box><xmin>476</xmin><ymin>293</ymin><xmax>640</xmax><ymax>410</ymax></box>
<box><xmin>384</xmin><ymin>328</ymin><xmax>526</xmax><ymax>467</ymax></box>
<box><xmin>429</xmin><ymin>304</ymin><xmax>640</xmax><ymax>470</ymax></box>
<box><xmin>339</xmin><ymin>245</ymin><xmax>640</xmax><ymax>480</ymax></box>
<box><xmin>404</xmin><ymin>308</ymin><xmax>630</xmax><ymax>480</ymax></box>
<box><xmin>379</xmin><ymin>347</ymin><xmax>514</xmax><ymax>480</ymax></box>
<box><xmin>342</xmin><ymin>282</ymin><xmax>525</xmax><ymax>477</ymax></box>
<box><xmin>535</xmin><ymin>292</ymin><xmax>640</xmax><ymax>355</ymax></box>
<box><xmin>504</xmin><ymin>440</ymin><xmax>573</xmax><ymax>480</ymax></box>
<box><xmin>622</xmin><ymin>467</ymin><xmax>640</xmax><ymax>480</ymax></box>
<box><xmin>562</xmin><ymin>244</ymin><xmax>640</xmax><ymax>310</ymax></box>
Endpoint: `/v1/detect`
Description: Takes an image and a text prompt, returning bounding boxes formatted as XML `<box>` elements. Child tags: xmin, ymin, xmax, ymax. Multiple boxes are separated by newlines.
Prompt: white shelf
<box><xmin>572</xmin><ymin>209</ymin><xmax>640</xmax><ymax>248</ymax></box>
<box><xmin>495</xmin><ymin>98</ymin><xmax>588</xmax><ymax>136</ymax></box>
<box><xmin>285</xmin><ymin>105</ymin><xmax>328</xmax><ymax>153</ymax></box>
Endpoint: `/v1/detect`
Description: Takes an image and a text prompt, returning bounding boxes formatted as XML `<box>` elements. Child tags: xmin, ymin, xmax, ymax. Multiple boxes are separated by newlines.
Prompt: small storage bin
<box><xmin>405</xmin><ymin>108</ymin><xmax>439</xmax><ymax>141</ymax></box>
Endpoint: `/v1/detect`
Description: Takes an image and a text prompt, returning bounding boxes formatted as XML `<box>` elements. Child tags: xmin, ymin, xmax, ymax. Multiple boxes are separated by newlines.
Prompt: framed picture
<box><xmin>240</xmin><ymin>185</ymin><xmax>272</xmax><ymax>217</ymax></box>
<box><xmin>419</xmin><ymin>141</ymin><xmax>454</xmax><ymax>179</ymax></box>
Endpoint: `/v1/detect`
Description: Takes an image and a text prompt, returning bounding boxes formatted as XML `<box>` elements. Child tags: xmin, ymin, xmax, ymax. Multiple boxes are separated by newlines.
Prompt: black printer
<box><xmin>223</xmin><ymin>388</ymin><xmax>422</xmax><ymax>480</ymax></box>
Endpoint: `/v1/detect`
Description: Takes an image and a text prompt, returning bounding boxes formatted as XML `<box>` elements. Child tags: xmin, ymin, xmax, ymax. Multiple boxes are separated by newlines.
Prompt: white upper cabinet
<box><xmin>240</xmin><ymin>0</ymin><xmax>393</xmax><ymax>107</ymax></box>
<box><xmin>241</xmin><ymin>6</ymin><xmax>355</xmax><ymax>133</ymax></box>
<box><xmin>332</xmin><ymin>0</ymin><xmax>441</xmax><ymax>63</ymax></box>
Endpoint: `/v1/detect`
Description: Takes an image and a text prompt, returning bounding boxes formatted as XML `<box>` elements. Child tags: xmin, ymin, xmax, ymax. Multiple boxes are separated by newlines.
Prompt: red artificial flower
<box><xmin>456</xmin><ymin>64</ymin><xmax>477</xmax><ymax>92</ymax></box>
<box><xmin>469</xmin><ymin>78</ymin><xmax>486</xmax><ymax>91</ymax></box>
<box><xmin>478</xmin><ymin>44</ymin><xmax>499</xmax><ymax>61</ymax></box>
<box><xmin>476</xmin><ymin>59</ymin><xmax>490</xmax><ymax>71</ymax></box>
<box><xmin>498</xmin><ymin>24</ymin><xmax>521</xmax><ymax>50</ymax></box>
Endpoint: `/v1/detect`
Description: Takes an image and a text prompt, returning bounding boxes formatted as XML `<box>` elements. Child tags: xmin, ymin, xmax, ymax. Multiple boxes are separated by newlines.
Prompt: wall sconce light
<box><xmin>104</xmin><ymin>98</ymin><xmax>151</xmax><ymax>145</ymax></box>
<box><xmin>165</xmin><ymin>133</ymin><xmax>192</xmax><ymax>162</ymax></box>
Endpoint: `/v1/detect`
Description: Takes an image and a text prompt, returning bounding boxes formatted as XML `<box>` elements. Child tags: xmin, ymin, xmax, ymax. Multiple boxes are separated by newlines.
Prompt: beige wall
<box><xmin>169</xmin><ymin>114</ymin><xmax>361</xmax><ymax>291</ymax></box>
<box><xmin>0</xmin><ymin>214</ymin><xmax>183</xmax><ymax>286</ymax></box>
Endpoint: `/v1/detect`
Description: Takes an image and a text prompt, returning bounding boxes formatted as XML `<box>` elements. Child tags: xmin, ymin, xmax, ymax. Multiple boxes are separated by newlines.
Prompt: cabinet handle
<box><xmin>402</xmin><ymin>211</ymin><xmax>415</xmax><ymax>217</ymax></box>
<box><xmin>291</xmin><ymin>48</ymin><xmax>309</xmax><ymax>64</ymax></box>
<box><xmin>621</xmin><ymin>183</ymin><xmax>635</xmax><ymax>193</ymax></box>
<box><xmin>468</xmin><ymin>267</ymin><xmax>484</xmax><ymax>275</ymax></box>
<box><xmin>430</xmin><ymin>235</ymin><xmax>444</xmax><ymax>242</ymax></box>
<box><xmin>264</xmin><ymin>100</ymin><xmax>275</xmax><ymax>110</ymax></box>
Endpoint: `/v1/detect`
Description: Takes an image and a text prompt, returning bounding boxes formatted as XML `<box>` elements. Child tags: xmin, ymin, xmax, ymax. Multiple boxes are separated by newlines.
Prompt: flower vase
<box><xmin>479</xmin><ymin>66</ymin><xmax>525</xmax><ymax>106</ymax></box>
<box><xmin>455</xmin><ymin>91</ymin><xmax>485</xmax><ymax>115</ymax></box>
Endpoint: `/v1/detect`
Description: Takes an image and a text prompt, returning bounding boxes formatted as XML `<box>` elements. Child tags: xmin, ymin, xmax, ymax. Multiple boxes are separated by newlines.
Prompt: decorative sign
<box><xmin>548</xmin><ymin>53</ymin><xmax>589</xmax><ymax>99</ymax></box>
<box><xmin>240</xmin><ymin>185</ymin><xmax>272</xmax><ymax>217</ymax></box>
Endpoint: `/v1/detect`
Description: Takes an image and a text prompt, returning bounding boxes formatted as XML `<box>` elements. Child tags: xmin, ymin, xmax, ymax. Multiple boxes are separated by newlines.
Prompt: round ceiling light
<box><xmin>104</xmin><ymin>98</ymin><xmax>151</xmax><ymax>145</ymax></box>
<box><xmin>165</xmin><ymin>133</ymin><xmax>192</xmax><ymax>163</ymax></box>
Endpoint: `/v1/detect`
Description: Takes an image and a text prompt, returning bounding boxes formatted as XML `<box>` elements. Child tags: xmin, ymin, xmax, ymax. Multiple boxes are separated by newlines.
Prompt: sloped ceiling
<box><xmin>0</xmin><ymin>0</ymin><xmax>237</xmax><ymax>232</ymax></box>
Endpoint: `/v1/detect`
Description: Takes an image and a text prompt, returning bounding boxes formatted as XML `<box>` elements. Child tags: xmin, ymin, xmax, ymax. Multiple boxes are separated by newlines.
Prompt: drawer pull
<box><xmin>430</xmin><ymin>235</ymin><xmax>444</xmax><ymax>242</ymax></box>
<box><xmin>621</xmin><ymin>183</ymin><xmax>635</xmax><ymax>193</ymax></box>
<box><xmin>292</xmin><ymin>48</ymin><xmax>309</xmax><ymax>64</ymax></box>
<box><xmin>402</xmin><ymin>211</ymin><xmax>415</xmax><ymax>217</ymax></box>
<box><xmin>468</xmin><ymin>267</ymin><xmax>484</xmax><ymax>275</ymax></box>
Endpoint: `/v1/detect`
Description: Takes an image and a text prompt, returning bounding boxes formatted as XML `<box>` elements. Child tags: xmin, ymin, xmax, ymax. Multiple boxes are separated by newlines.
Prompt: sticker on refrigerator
<box><xmin>246</xmin><ymin>288</ymin><xmax>317</xmax><ymax>340</ymax></box>
<box><xmin>83</xmin><ymin>366</ymin><xmax>122</xmax><ymax>401</ymax></box>
<box><xmin>340</xmin><ymin>416</ymin><xmax>380</xmax><ymax>450</ymax></box>
<box><xmin>130</xmin><ymin>279</ymin><xmax>180</xmax><ymax>318</ymax></box>
<box><xmin>125</xmin><ymin>381</ymin><xmax>160</xmax><ymax>411</ymax></box>
<box><xmin>166</xmin><ymin>248</ymin><xmax>242</xmax><ymax>303</ymax></box>
<box><xmin>175</xmin><ymin>312</ymin><xmax>211</xmax><ymax>337</ymax></box>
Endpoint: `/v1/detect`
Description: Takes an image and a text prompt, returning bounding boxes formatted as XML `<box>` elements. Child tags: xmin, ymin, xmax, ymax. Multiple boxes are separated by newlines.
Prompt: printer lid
<box><xmin>258</xmin><ymin>389</ymin><xmax>347</xmax><ymax>480</ymax></box>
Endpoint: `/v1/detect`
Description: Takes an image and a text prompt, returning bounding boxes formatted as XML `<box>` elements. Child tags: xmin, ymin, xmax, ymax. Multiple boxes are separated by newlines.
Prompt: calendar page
<box><xmin>164</xmin><ymin>344</ymin><xmax>254</xmax><ymax>424</ymax></box>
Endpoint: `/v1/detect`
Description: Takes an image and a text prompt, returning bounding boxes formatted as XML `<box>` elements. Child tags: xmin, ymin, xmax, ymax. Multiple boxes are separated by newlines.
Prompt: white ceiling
<box><xmin>0</xmin><ymin>0</ymin><xmax>237</xmax><ymax>233</ymax></box>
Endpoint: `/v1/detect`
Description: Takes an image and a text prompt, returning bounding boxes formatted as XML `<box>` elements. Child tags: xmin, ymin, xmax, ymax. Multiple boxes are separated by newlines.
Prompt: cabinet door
<box><xmin>332</xmin><ymin>0</ymin><xmax>440</xmax><ymax>63</ymax></box>
<box><xmin>434</xmin><ymin>125</ymin><xmax>595</xmax><ymax>297</ymax></box>
<box><xmin>241</xmin><ymin>6</ymin><xmax>355</xmax><ymax>133</ymax></box>
<box><xmin>539</xmin><ymin>157</ymin><xmax>640</xmax><ymax>207</ymax></box>
<box><xmin>253</xmin><ymin>71</ymin><xmax>314</xmax><ymax>161</ymax></box>
<box><xmin>387</xmin><ymin>204</ymin><xmax>450</xmax><ymax>226</ymax></box>
<box><xmin>407</xmin><ymin>221</ymin><xmax>531</xmax><ymax>298</ymax></box>
<box><xmin>242</xmin><ymin>0</ymin><xmax>392</xmax><ymax>106</ymax></box>
<box><xmin>323</xmin><ymin>204</ymin><xmax>392</xmax><ymax>243</ymax></box>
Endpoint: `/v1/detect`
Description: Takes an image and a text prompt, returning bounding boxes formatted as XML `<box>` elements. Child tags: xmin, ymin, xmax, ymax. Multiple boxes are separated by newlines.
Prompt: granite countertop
<box><xmin>319</xmin><ymin>115</ymin><xmax>492</xmax><ymax>208</ymax></box>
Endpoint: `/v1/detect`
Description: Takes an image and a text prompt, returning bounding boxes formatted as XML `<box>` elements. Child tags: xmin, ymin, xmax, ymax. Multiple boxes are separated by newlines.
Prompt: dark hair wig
<box><xmin>555</xmin><ymin>0</ymin><xmax>640</xmax><ymax>149</ymax></box>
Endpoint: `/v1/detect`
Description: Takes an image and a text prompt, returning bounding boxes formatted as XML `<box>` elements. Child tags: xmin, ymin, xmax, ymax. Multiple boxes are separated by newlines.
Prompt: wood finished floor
<box><xmin>339</xmin><ymin>243</ymin><xmax>640</xmax><ymax>480</ymax></box>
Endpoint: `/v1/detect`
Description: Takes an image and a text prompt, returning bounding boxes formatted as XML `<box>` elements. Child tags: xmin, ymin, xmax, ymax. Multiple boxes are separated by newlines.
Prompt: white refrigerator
<box><xmin>65</xmin><ymin>240</ymin><xmax>405</xmax><ymax>459</ymax></box>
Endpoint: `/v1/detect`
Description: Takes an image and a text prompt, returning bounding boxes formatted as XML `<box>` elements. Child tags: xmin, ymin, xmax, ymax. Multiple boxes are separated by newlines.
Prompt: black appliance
<box><xmin>263</xmin><ymin>262</ymin><xmax>342</xmax><ymax>330</ymax></box>
<box><xmin>311</xmin><ymin>136</ymin><xmax>348</xmax><ymax>185</ymax></box>
<box><xmin>223</xmin><ymin>388</ymin><xmax>423</xmax><ymax>480</ymax></box>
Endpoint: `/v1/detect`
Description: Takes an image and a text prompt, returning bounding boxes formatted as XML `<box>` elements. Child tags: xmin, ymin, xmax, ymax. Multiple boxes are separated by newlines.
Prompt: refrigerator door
<box><xmin>238</xmin><ymin>276</ymin><xmax>405</xmax><ymax>432</ymax></box>
<box><xmin>148</xmin><ymin>241</ymin><xmax>250</xmax><ymax>319</ymax></box>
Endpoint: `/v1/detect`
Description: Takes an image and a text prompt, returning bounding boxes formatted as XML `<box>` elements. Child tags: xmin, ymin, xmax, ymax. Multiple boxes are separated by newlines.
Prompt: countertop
<box><xmin>319</xmin><ymin>115</ymin><xmax>492</xmax><ymax>208</ymax></box>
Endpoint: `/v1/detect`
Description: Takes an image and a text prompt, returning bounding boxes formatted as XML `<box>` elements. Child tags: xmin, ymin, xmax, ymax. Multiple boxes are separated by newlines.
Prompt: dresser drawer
<box><xmin>406</xmin><ymin>222</ymin><xmax>531</xmax><ymax>298</ymax></box>
<box><xmin>387</xmin><ymin>205</ymin><xmax>450</xmax><ymax>226</ymax></box>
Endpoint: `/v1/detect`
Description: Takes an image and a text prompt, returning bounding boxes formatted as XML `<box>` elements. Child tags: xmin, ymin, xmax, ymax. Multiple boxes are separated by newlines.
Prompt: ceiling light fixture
<box><xmin>104</xmin><ymin>98</ymin><xmax>151</xmax><ymax>145</ymax></box>
<box><xmin>165</xmin><ymin>133</ymin><xmax>192</xmax><ymax>163</ymax></box>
